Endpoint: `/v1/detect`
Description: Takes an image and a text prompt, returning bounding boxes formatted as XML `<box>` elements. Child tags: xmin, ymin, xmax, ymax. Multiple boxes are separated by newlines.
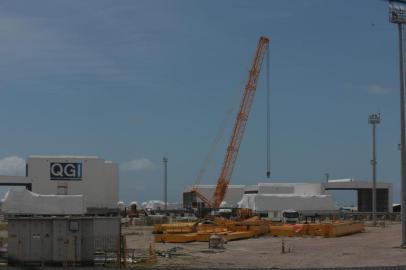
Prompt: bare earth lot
<box><xmin>123</xmin><ymin>223</ymin><xmax>406</xmax><ymax>268</ymax></box>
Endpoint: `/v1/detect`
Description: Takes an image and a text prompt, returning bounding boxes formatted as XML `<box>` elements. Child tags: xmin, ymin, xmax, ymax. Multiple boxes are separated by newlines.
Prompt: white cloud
<box><xmin>0</xmin><ymin>155</ymin><xmax>25</xmax><ymax>176</ymax></box>
<box><xmin>367</xmin><ymin>84</ymin><xmax>390</xmax><ymax>95</ymax></box>
<box><xmin>120</xmin><ymin>158</ymin><xmax>156</xmax><ymax>172</ymax></box>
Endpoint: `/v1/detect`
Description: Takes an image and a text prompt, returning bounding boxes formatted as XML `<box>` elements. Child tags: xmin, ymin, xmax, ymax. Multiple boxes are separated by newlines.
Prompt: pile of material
<box><xmin>154</xmin><ymin>218</ymin><xmax>364</xmax><ymax>243</ymax></box>
<box><xmin>154</xmin><ymin>217</ymin><xmax>269</xmax><ymax>243</ymax></box>
<box><xmin>269</xmin><ymin>221</ymin><xmax>364</xmax><ymax>237</ymax></box>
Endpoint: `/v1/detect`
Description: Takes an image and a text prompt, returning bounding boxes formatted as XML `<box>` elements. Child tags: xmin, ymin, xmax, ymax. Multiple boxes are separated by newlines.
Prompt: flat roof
<box><xmin>184</xmin><ymin>184</ymin><xmax>245</xmax><ymax>192</ymax></box>
<box><xmin>0</xmin><ymin>175</ymin><xmax>31</xmax><ymax>184</ymax></box>
<box><xmin>28</xmin><ymin>155</ymin><xmax>99</xmax><ymax>159</ymax></box>
<box><xmin>187</xmin><ymin>180</ymin><xmax>393</xmax><ymax>192</ymax></box>
<box><xmin>323</xmin><ymin>180</ymin><xmax>392</xmax><ymax>190</ymax></box>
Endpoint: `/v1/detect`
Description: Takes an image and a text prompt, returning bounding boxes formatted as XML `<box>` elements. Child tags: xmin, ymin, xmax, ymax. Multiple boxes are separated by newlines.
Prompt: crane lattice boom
<box><xmin>211</xmin><ymin>36</ymin><xmax>269</xmax><ymax>208</ymax></box>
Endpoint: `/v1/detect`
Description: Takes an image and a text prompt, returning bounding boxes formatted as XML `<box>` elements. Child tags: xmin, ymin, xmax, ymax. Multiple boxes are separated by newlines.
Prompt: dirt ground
<box><xmin>123</xmin><ymin>222</ymin><xmax>406</xmax><ymax>268</ymax></box>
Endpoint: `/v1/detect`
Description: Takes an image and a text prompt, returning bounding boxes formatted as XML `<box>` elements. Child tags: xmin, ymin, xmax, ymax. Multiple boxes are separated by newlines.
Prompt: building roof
<box><xmin>323</xmin><ymin>180</ymin><xmax>392</xmax><ymax>190</ymax></box>
<box><xmin>29</xmin><ymin>155</ymin><xmax>99</xmax><ymax>159</ymax></box>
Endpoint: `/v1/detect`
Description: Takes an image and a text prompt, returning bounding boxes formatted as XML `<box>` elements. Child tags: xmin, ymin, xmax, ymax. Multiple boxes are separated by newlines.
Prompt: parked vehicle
<box><xmin>282</xmin><ymin>209</ymin><xmax>299</xmax><ymax>224</ymax></box>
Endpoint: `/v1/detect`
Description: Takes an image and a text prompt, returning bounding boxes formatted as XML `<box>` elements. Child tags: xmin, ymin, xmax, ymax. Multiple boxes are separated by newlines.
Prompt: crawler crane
<box><xmin>191</xmin><ymin>36</ymin><xmax>270</xmax><ymax>213</ymax></box>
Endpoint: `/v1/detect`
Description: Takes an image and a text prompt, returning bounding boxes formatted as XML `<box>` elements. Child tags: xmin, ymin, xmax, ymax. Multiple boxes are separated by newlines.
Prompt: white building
<box><xmin>143</xmin><ymin>200</ymin><xmax>183</xmax><ymax>211</ymax></box>
<box><xmin>0</xmin><ymin>156</ymin><xmax>118</xmax><ymax>212</ymax></box>
<box><xmin>185</xmin><ymin>182</ymin><xmax>336</xmax><ymax>215</ymax></box>
<box><xmin>184</xmin><ymin>179</ymin><xmax>393</xmax><ymax>215</ymax></box>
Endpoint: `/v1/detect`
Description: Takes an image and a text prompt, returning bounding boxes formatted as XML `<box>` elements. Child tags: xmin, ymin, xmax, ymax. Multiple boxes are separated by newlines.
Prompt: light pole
<box><xmin>389</xmin><ymin>1</ymin><xmax>406</xmax><ymax>247</ymax></box>
<box><xmin>163</xmin><ymin>157</ymin><xmax>168</xmax><ymax>211</ymax></box>
<box><xmin>369</xmin><ymin>113</ymin><xmax>381</xmax><ymax>226</ymax></box>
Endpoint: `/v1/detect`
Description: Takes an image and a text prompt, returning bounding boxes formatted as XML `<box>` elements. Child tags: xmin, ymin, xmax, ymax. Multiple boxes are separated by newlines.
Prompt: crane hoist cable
<box><xmin>266</xmin><ymin>42</ymin><xmax>271</xmax><ymax>179</ymax></box>
<box><xmin>193</xmin><ymin>80</ymin><xmax>248</xmax><ymax>188</ymax></box>
<box><xmin>193</xmin><ymin>107</ymin><xmax>233</xmax><ymax>188</ymax></box>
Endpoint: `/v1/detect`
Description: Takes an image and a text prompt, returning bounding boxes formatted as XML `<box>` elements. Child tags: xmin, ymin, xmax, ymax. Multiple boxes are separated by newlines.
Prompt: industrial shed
<box><xmin>238</xmin><ymin>194</ymin><xmax>338</xmax><ymax>216</ymax></box>
<box><xmin>322</xmin><ymin>179</ymin><xmax>393</xmax><ymax>213</ymax></box>
<box><xmin>183</xmin><ymin>182</ymin><xmax>334</xmax><ymax>214</ymax></box>
<box><xmin>184</xmin><ymin>179</ymin><xmax>393</xmax><ymax>214</ymax></box>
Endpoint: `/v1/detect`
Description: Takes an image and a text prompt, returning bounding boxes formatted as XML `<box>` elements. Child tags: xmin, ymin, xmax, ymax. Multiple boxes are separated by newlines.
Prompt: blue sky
<box><xmin>0</xmin><ymin>0</ymin><xmax>401</xmax><ymax>205</ymax></box>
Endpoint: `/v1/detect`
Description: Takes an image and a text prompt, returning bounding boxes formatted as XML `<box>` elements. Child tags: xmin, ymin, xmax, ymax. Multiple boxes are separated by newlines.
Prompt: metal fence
<box><xmin>0</xmin><ymin>266</ymin><xmax>406</xmax><ymax>270</ymax></box>
<box><xmin>299</xmin><ymin>212</ymin><xmax>401</xmax><ymax>224</ymax></box>
<box><xmin>5</xmin><ymin>233</ymin><xmax>121</xmax><ymax>267</ymax></box>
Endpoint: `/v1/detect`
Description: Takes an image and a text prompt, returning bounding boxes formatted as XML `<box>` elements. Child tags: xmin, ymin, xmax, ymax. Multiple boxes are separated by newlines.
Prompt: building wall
<box><xmin>257</xmin><ymin>184</ymin><xmax>294</xmax><ymax>194</ymax></box>
<box><xmin>257</xmin><ymin>183</ymin><xmax>324</xmax><ymax>195</ymax></box>
<box><xmin>358</xmin><ymin>188</ymin><xmax>389</xmax><ymax>212</ymax></box>
<box><xmin>27</xmin><ymin>156</ymin><xmax>118</xmax><ymax>209</ymax></box>
<box><xmin>293</xmin><ymin>183</ymin><xmax>325</xmax><ymax>195</ymax></box>
<box><xmin>239</xmin><ymin>193</ymin><xmax>338</xmax><ymax>214</ymax></box>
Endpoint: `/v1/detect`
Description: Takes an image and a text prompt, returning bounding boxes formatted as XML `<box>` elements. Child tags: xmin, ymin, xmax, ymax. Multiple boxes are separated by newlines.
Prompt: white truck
<box><xmin>281</xmin><ymin>209</ymin><xmax>299</xmax><ymax>224</ymax></box>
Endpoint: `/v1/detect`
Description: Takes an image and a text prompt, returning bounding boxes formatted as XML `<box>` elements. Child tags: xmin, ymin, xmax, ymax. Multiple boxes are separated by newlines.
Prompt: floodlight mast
<box><xmin>369</xmin><ymin>113</ymin><xmax>381</xmax><ymax>227</ymax></box>
<box><xmin>389</xmin><ymin>1</ymin><xmax>406</xmax><ymax>247</ymax></box>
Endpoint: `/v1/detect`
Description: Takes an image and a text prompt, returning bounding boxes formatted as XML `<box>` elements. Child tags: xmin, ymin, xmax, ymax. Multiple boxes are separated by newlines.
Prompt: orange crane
<box><xmin>192</xmin><ymin>36</ymin><xmax>269</xmax><ymax>208</ymax></box>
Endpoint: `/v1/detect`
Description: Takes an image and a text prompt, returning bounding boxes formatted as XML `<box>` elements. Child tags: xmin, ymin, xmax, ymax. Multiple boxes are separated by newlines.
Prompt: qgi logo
<box><xmin>50</xmin><ymin>162</ymin><xmax>82</xmax><ymax>181</ymax></box>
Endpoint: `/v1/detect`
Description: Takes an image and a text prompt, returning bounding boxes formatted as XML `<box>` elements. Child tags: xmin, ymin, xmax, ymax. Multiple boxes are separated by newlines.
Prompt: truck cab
<box><xmin>282</xmin><ymin>209</ymin><xmax>299</xmax><ymax>224</ymax></box>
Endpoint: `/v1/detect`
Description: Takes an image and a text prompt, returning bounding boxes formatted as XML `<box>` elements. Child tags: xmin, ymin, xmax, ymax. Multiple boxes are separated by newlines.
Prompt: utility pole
<box><xmin>369</xmin><ymin>113</ymin><xmax>381</xmax><ymax>226</ymax></box>
<box><xmin>163</xmin><ymin>157</ymin><xmax>168</xmax><ymax>211</ymax></box>
<box><xmin>389</xmin><ymin>2</ymin><xmax>406</xmax><ymax>247</ymax></box>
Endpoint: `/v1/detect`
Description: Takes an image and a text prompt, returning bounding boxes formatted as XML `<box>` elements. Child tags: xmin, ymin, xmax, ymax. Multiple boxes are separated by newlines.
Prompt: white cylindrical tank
<box><xmin>129</xmin><ymin>201</ymin><xmax>138</xmax><ymax>212</ymax></box>
<box><xmin>117</xmin><ymin>201</ymin><xmax>125</xmax><ymax>212</ymax></box>
<box><xmin>220</xmin><ymin>201</ymin><xmax>228</xmax><ymax>208</ymax></box>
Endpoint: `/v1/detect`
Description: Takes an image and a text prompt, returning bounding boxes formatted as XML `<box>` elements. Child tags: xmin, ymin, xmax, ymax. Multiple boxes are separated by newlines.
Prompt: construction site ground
<box><xmin>123</xmin><ymin>222</ymin><xmax>406</xmax><ymax>268</ymax></box>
